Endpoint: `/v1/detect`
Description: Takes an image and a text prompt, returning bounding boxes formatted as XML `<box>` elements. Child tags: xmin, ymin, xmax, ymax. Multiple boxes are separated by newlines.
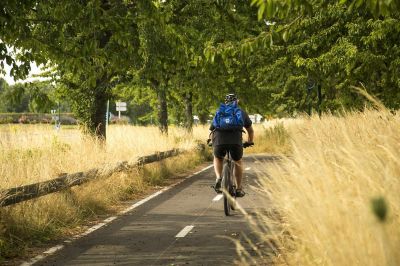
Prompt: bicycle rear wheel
<box><xmin>230</xmin><ymin>185</ymin><xmax>237</xmax><ymax>210</ymax></box>
<box><xmin>222</xmin><ymin>163</ymin><xmax>231</xmax><ymax>216</ymax></box>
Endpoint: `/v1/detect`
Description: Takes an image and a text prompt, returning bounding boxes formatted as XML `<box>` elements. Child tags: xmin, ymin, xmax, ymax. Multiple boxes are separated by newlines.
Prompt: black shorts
<box><xmin>213</xmin><ymin>144</ymin><xmax>243</xmax><ymax>161</ymax></box>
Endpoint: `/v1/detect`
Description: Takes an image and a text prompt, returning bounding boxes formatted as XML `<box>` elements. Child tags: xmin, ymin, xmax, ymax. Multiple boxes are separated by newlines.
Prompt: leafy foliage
<box><xmin>0</xmin><ymin>79</ymin><xmax>62</xmax><ymax>113</ymax></box>
<box><xmin>206</xmin><ymin>1</ymin><xmax>400</xmax><ymax>115</ymax></box>
<box><xmin>251</xmin><ymin>0</ymin><xmax>400</xmax><ymax>19</ymax></box>
<box><xmin>1</xmin><ymin>0</ymin><xmax>399</xmax><ymax>135</ymax></box>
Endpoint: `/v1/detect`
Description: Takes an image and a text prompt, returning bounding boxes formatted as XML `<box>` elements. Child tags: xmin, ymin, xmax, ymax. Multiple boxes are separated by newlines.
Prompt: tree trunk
<box><xmin>90</xmin><ymin>80</ymin><xmax>108</xmax><ymax>140</ymax></box>
<box><xmin>184</xmin><ymin>91</ymin><xmax>193</xmax><ymax>132</ymax></box>
<box><xmin>306</xmin><ymin>82</ymin><xmax>313</xmax><ymax>116</ymax></box>
<box><xmin>92</xmin><ymin>95</ymin><xmax>107</xmax><ymax>140</ymax></box>
<box><xmin>158</xmin><ymin>88</ymin><xmax>168</xmax><ymax>134</ymax></box>
<box><xmin>198</xmin><ymin>111</ymin><xmax>209</xmax><ymax>125</ymax></box>
<box><xmin>153</xmin><ymin>81</ymin><xmax>168</xmax><ymax>134</ymax></box>
<box><xmin>88</xmin><ymin>12</ymin><xmax>111</xmax><ymax>141</ymax></box>
<box><xmin>317</xmin><ymin>84</ymin><xmax>322</xmax><ymax>117</ymax></box>
<box><xmin>71</xmin><ymin>77</ymin><xmax>108</xmax><ymax>141</ymax></box>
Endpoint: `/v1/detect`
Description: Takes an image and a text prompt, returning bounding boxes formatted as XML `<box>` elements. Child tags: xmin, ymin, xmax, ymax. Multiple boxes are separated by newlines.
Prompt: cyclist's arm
<box><xmin>245</xmin><ymin>125</ymin><xmax>254</xmax><ymax>143</ymax></box>
<box><xmin>241</xmin><ymin>110</ymin><xmax>254</xmax><ymax>144</ymax></box>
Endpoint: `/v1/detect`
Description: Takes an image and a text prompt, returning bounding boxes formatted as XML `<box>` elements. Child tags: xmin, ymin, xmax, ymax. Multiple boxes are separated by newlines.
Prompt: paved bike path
<box><xmin>33</xmin><ymin>155</ymin><xmax>273</xmax><ymax>266</ymax></box>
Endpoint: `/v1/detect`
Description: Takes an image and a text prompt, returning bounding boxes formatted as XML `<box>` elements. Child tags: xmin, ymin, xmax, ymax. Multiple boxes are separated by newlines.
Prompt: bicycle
<box><xmin>208</xmin><ymin>138</ymin><xmax>254</xmax><ymax>216</ymax></box>
<box><xmin>221</xmin><ymin>150</ymin><xmax>237</xmax><ymax>216</ymax></box>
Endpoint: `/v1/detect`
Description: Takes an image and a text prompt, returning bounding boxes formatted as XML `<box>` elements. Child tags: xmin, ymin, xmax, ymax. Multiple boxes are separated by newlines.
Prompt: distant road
<box><xmin>30</xmin><ymin>154</ymin><xmax>274</xmax><ymax>266</ymax></box>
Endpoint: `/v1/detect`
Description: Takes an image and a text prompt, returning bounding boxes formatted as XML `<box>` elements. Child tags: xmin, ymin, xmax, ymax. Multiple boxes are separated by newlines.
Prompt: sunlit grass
<box><xmin>255</xmin><ymin>109</ymin><xmax>400</xmax><ymax>266</ymax></box>
<box><xmin>0</xmin><ymin>124</ymin><xmax>210</xmax><ymax>188</ymax></box>
<box><xmin>0</xmin><ymin>123</ymin><xmax>270</xmax><ymax>189</ymax></box>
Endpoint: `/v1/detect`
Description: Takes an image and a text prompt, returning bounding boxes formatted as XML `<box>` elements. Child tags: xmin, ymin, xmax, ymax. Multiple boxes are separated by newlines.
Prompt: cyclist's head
<box><xmin>225</xmin><ymin>93</ymin><xmax>238</xmax><ymax>104</ymax></box>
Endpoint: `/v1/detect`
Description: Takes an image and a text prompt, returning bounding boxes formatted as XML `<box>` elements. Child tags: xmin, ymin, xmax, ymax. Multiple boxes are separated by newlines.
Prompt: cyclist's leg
<box><xmin>233</xmin><ymin>159</ymin><xmax>243</xmax><ymax>189</ymax></box>
<box><xmin>230</xmin><ymin>145</ymin><xmax>245</xmax><ymax>197</ymax></box>
<box><xmin>213</xmin><ymin>156</ymin><xmax>223</xmax><ymax>179</ymax></box>
<box><xmin>213</xmin><ymin>145</ymin><xmax>227</xmax><ymax>192</ymax></box>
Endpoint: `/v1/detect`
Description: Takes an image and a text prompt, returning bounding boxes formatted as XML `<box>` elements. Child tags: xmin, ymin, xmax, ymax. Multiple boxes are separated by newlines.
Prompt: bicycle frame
<box><xmin>222</xmin><ymin>151</ymin><xmax>237</xmax><ymax>216</ymax></box>
<box><xmin>224</xmin><ymin>152</ymin><xmax>236</xmax><ymax>190</ymax></box>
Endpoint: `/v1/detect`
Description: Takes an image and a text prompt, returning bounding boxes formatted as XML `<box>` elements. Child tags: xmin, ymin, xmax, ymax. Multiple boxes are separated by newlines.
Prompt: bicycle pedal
<box><xmin>211</xmin><ymin>185</ymin><xmax>222</xmax><ymax>193</ymax></box>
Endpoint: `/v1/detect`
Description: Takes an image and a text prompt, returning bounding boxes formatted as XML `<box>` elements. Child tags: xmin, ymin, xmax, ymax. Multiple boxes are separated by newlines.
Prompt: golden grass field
<box><xmin>0</xmin><ymin>123</ymin><xmax>275</xmax><ymax>189</ymax></box>
<box><xmin>254</xmin><ymin>109</ymin><xmax>400</xmax><ymax>266</ymax></box>
<box><xmin>0</xmin><ymin>124</ymin><xmax>209</xmax><ymax>188</ymax></box>
<box><xmin>5</xmin><ymin>112</ymin><xmax>397</xmax><ymax>266</ymax></box>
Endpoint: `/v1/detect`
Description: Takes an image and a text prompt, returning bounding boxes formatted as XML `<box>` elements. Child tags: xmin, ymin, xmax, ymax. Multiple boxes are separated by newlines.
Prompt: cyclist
<box><xmin>209</xmin><ymin>93</ymin><xmax>254</xmax><ymax>197</ymax></box>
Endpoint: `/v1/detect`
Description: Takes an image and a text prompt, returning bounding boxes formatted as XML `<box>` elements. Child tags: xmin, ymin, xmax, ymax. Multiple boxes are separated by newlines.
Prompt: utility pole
<box><xmin>106</xmin><ymin>99</ymin><xmax>110</xmax><ymax>132</ymax></box>
<box><xmin>58</xmin><ymin>101</ymin><xmax>61</xmax><ymax>129</ymax></box>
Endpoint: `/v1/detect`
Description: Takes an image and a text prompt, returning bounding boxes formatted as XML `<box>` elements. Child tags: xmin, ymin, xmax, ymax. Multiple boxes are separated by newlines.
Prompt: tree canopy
<box><xmin>1</xmin><ymin>0</ymin><xmax>399</xmax><ymax>137</ymax></box>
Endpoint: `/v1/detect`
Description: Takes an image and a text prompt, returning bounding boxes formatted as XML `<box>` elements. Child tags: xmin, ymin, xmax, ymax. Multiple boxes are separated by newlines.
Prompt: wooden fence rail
<box><xmin>0</xmin><ymin>148</ymin><xmax>182</xmax><ymax>207</ymax></box>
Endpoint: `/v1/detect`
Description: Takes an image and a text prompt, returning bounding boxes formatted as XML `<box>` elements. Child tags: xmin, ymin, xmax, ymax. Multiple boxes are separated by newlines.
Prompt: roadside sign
<box><xmin>116</xmin><ymin>106</ymin><xmax>127</xmax><ymax>111</ymax></box>
<box><xmin>116</xmin><ymin>101</ymin><xmax>127</xmax><ymax>118</ymax></box>
<box><xmin>116</xmin><ymin>102</ymin><xmax>127</xmax><ymax>107</ymax></box>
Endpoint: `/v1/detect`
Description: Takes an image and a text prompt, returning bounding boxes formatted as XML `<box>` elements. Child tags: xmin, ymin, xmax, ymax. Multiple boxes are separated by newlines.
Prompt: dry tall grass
<box><xmin>245</xmin><ymin>122</ymin><xmax>292</xmax><ymax>155</ymax></box>
<box><xmin>257</xmin><ymin>109</ymin><xmax>400</xmax><ymax>266</ymax></box>
<box><xmin>0</xmin><ymin>124</ymin><xmax>209</xmax><ymax>188</ymax></box>
<box><xmin>0</xmin><ymin>123</ymin><xmax>268</xmax><ymax>188</ymax></box>
<box><xmin>0</xmin><ymin>124</ymin><xmax>211</xmax><ymax>261</ymax></box>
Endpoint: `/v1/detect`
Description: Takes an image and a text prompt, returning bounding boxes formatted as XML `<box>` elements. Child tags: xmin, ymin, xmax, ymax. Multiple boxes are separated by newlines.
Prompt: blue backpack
<box><xmin>212</xmin><ymin>102</ymin><xmax>244</xmax><ymax>130</ymax></box>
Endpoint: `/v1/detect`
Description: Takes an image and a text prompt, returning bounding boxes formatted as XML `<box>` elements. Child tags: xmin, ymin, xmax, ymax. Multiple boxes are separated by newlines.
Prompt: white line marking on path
<box><xmin>176</xmin><ymin>225</ymin><xmax>195</xmax><ymax>238</ymax></box>
<box><xmin>121</xmin><ymin>165</ymin><xmax>213</xmax><ymax>215</ymax></box>
<box><xmin>121</xmin><ymin>188</ymin><xmax>168</xmax><ymax>214</ymax></box>
<box><xmin>191</xmin><ymin>165</ymin><xmax>214</xmax><ymax>176</ymax></box>
<box><xmin>104</xmin><ymin>216</ymin><xmax>117</xmax><ymax>223</ymax></box>
<box><xmin>20</xmin><ymin>163</ymin><xmax>213</xmax><ymax>266</ymax></box>
<box><xmin>79</xmin><ymin>222</ymin><xmax>107</xmax><ymax>237</ymax></box>
<box><xmin>21</xmin><ymin>244</ymin><xmax>64</xmax><ymax>266</ymax></box>
<box><xmin>20</xmin><ymin>255</ymin><xmax>46</xmax><ymax>266</ymax></box>
<box><xmin>212</xmin><ymin>194</ymin><xmax>223</xmax><ymax>202</ymax></box>
<box><xmin>43</xmin><ymin>245</ymin><xmax>64</xmax><ymax>254</ymax></box>
<box><xmin>245</xmin><ymin>167</ymin><xmax>251</xmax><ymax>171</ymax></box>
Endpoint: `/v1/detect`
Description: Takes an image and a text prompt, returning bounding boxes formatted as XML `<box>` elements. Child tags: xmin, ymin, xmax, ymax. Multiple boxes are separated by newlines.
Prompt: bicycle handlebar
<box><xmin>242</xmin><ymin>141</ymin><xmax>254</xmax><ymax>148</ymax></box>
<box><xmin>206</xmin><ymin>139</ymin><xmax>254</xmax><ymax>148</ymax></box>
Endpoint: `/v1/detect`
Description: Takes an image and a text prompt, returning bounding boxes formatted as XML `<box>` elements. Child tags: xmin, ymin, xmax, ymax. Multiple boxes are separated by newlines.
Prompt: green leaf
<box><xmin>282</xmin><ymin>30</ymin><xmax>289</xmax><ymax>42</ymax></box>
<box><xmin>355</xmin><ymin>0</ymin><xmax>364</xmax><ymax>8</ymax></box>
<box><xmin>5</xmin><ymin>56</ymin><xmax>12</xmax><ymax>65</ymax></box>
<box><xmin>267</xmin><ymin>0</ymin><xmax>275</xmax><ymax>18</ymax></box>
<box><xmin>258</xmin><ymin>3</ymin><xmax>266</xmax><ymax>20</ymax></box>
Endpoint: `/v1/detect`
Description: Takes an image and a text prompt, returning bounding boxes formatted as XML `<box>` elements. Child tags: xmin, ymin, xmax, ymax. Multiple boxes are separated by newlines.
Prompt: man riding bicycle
<box><xmin>209</xmin><ymin>93</ymin><xmax>254</xmax><ymax>197</ymax></box>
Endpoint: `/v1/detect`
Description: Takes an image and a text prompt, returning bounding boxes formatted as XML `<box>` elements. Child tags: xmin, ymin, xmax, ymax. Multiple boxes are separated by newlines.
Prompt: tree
<box><xmin>0</xmin><ymin>80</ymin><xmax>59</xmax><ymax>113</ymax></box>
<box><xmin>27</xmin><ymin>81</ymin><xmax>56</xmax><ymax>113</ymax></box>
<box><xmin>254</xmin><ymin>3</ymin><xmax>400</xmax><ymax>112</ymax></box>
<box><xmin>251</xmin><ymin>0</ymin><xmax>400</xmax><ymax>20</ymax></box>
<box><xmin>112</xmin><ymin>84</ymin><xmax>156</xmax><ymax>125</ymax></box>
<box><xmin>0</xmin><ymin>83</ymin><xmax>29</xmax><ymax>112</ymax></box>
<box><xmin>206</xmin><ymin>1</ymin><xmax>400</xmax><ymax>115</ymax></box>
<box><xmin>1</xmin><ymin>0</ymin><xmax>147</xmax><ymax>139</ymax></box>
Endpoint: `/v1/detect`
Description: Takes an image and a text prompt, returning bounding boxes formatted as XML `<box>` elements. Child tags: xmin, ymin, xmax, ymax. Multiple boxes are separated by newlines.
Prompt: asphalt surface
<box><xmin>33</xmin><ymin>154</ymin><xmax>275</xmax><ymax>266</ymax></box>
